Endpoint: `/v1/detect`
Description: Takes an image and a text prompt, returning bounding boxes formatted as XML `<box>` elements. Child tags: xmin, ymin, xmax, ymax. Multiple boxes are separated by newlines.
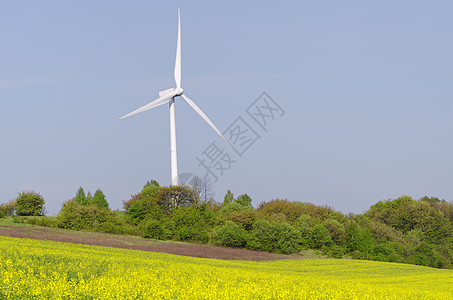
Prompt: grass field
<box><xmin>1</xmin><ymin>236</ymin><xmax>453</xmax><ymax>299</ymax></box>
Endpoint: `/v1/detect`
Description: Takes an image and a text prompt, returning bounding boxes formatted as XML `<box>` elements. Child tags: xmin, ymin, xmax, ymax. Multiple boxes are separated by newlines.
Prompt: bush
<box><xmin>0</xmin><ymin>211</ymin><xmax>4</xmax><ymax>218</ymax></box>
<box><xmin>171</xmin><ymin>206</ymin><xmax>211</xmax><ymax>243</ymax></box>
<box><xmin>226</xmin><ymin>210</ymin><xmax>256</xmax><ymax>230</ymax></box>
<box><xmin>0</xmin><ymin>199</ymin><xmax>16</xmax><ymax>216</ymax></box>
<box><xmin>219</xmin><ymin>202</ymin><xmax>253</xmax><ymax>215</ymax></box>
<box><xmin>295</xmin><ymin>214</ymin><xmax>313</xmax><ymax>247</ymax></box>
<box><xmin>15</xmin><ymin>191</ymin><xmax>45</xmax><ymax>216</ymax></box>
<box><xmin>257</xmin><ymin>199</ymin><xmax>342</xmax><ymax>224</ymax></box>
<box><xmin>74</xmin><ymin>187</ymin><xmax>90</xmax><ymax>205</ymax></box>
<box><xmin>212</xmin><ymin>221</ymin><xmax>248</xmax><ymax>248</ymax></box>
<box><xmin>311</xmin><ymin>224</ymin><xmax>332</xmax><ymax>249</ymax></box>
<box><xmin>322</xmin><ymin>218</ymin><xmax>347</xmax><ymax>244</ymax></box>
<box><xmin>247</xmin><ymin>219</ymin><xmax>302</xmax><ymax>254</ymax></box>
<box><xmin>141</xmin><ymin>218</ymin><xmax>170</xmax><ymax>240</ymax></box>
<box><xmin>92</xmin><ymin>189</ymin><xmax>109</xmax><ymax>209</ymax></box>
<box><xmin>125</xmin><ymin>194</ymin><xmax>164</xmax><ymax>224</ymax></box>
<box><xmin>20</xmin><ymin>216</ymin><xmax>58</xmax><ymax>228</ymax></box>
<box><xmin>57</xmin><ymin>199</ymin><xmax>119</xmax><ymax>231</ymax></box>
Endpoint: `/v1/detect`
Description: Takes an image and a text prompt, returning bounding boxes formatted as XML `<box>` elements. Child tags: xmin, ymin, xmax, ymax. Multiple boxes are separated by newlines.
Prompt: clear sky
<box><xmin>1</xmin><ymin>1</ymin><xmax>452</xmax><ymax>215</ymax></box>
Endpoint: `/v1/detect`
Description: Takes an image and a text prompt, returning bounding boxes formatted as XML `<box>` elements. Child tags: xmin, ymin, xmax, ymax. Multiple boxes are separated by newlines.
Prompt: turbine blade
<box><xmin>174</xmin><ymin>9</ymin><xmax>181</xmax><ymax>89</ymax></box>
<box><xmin>119</xmin><ymin>93</ymin><xmax>174</xmax><ymax>120</ymax></box>
<box><xmin>180</xmin><ymin>93</ymin><xmax>233</xmax><ymax>149</ymax></box>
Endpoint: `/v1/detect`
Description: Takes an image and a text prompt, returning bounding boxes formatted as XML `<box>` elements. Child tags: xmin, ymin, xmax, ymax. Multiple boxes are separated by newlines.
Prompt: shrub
<box><xmin>57</xmin><ymin>199</ymin><xmax>118</xmax><ymax>231</ymax></box>
<box><xmin>154</xmin><ymin>185</ymin><xmax>199</xmax><ymax>212</ymax></box>
<box><xmin>21</xmin><ymin>216</ymin><xmax>58</xmax><ymax>228</ymax></box>
<box><xmin>74</xmin><ymin>187</ymin><xmax>90</xmax><ymax>205</ymax></box>
<box><xmin>226</xmin><ymin>210</ymin><xmax>256</xmax><ymax>230</ymax></box>
<box><xmin>219</xmin><ymin>202</ymin><xmax>253</xmax><ymax>215</ymax></box>
<box><xmin>171</xmin><ymin>206</ymin><xmax>211</xmax><ymax>243</ymax></box>
<box><xmin>15</xmin><ymin>191</ymin><xmax>45</xmax><ymax>216</ymax></box>
<box><xmin>141</xmin><ymin>218</ymin><xmax>170</xmax><ymax>240</ymax></box>
<box><xmin>0</xmin><ymin>211</ymin><xmax>4</xmax><ymax>218</ymax></box>
<box><xmin>235</xmin><ymin>194</ymin><xmax>253</xmax><ymax>207</ymax></box>
<box><xmin>125</xmin><ymin>194</ymin><xmax>165</xmax><ymax>224</ymax></box>
<box><xmin>311</xmin><ymin>224</ymin><xmax>332</xmax><ymax>249</ymax></box>
<box><xmin>92</xmin><ymin>189</ymin><xmax>109</xmax><ymax>209</ymax></box>
<box><xmin>247</xmin><ymin>219</ymin><xmax>302</xmax><ymax>254</ymax></box>
<box><xmin>257</xmin><ymin>199</ymin><xmax>342</xmax><ymax>224</ymax></box>
<box><xmin>0</xmin><ymin>199</ymin><xmax>16</xmax><ymax>216</ymax></box>
<box><xmin>346</xmin><ymin>222</ymin><xmax>374</xmax><ymax>258</ymax></box>
<box><xmin>295</xmin><ymin>214</ymin><xmax>313</xmax><ymax>247</ymax></box>
<box><xmin>322</xmin><ymin>219</ymin><xmax>347</xmax><ymax>244</ymax></box>
<box><xmin>212</xmin><ymin>221</ymin><xmax>248</xmax><ymax>248</ymax></box>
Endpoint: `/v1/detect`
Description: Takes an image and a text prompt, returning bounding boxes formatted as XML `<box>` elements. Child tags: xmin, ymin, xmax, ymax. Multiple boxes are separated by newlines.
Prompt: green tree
<box><xmin>0</xmin><ymin>199</ymin><xmax>16</xmax><ymax>216</ymax></box>
<box><xmin>322</xmin><ymin>218</ymin><xmax>347</xmax><ymax>244</ymax></box>
<box><xmin>223</xmin><ymin>190</ymin><xmax>234</xmax><ymax>206</ymax></box>
<box><xmin>311</xmin><ymin>224</ymin><xmax>332</xmax><ymax>249</ymax></box>
<box><xmin>143</xmin><ymin>180</ymin><xmax>160</xmax><ymax>189</ymax></box>
<box><xmin>247</xmin><ymin>219</ymin><xmax>302</xmax><ymax>254</ymax></box>
<box><xmin>141</xmin><ymin>218</ymin><xmax>170</xmax><ymax>240</ymax></box>
<box><xmin>86</xmin><ymin>191</ymin><xmax>93</xmax><ymax>203</ymax></box>
<box><xmin>141</xmin><ymin>182</ymin><xmax>161</xmax><ymax>198</ymax></box>
<box><xmin>212</xmin><ymin>221</ymin><xmax>248</xmax><ymax>248</ymax></box>
<box><xmin>154</xmin><ymin>185</ymin><xmax>199</xmax><ymax>213</ymax></box>
<box><xmin>346</xmin><ymin>221</ymin><xmax>374</xmax><ymax>258</ymax></box>
<box><xmin>171</xmin><ymin>205</ymin><xmax>211</xmax><ymax>243</ymax></box>
<box><xmin>236</xmin><ymin>194</ymin><xmax>253</xmax><ymax>207</ymax></box>
<box><xmin>15</xmin><ymin>191</ymin><xmax>45</xmax><ymax>216</ymax></box>
<box><xmin>92</xmin><ymin>189</ymin><xmax>109</xmax><ymax>209</ymax></box>
<box><xmin>74</xmin><ymin>187</ymin><xmax>90</xmax><ymax>205</ymax></box>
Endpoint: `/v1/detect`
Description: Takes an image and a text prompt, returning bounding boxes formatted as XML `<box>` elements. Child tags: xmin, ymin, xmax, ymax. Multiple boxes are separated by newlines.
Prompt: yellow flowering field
<box><xmin>1</xmin><ymin>236</ymin><xmax>452</xmax><ymax>299</ymax></box>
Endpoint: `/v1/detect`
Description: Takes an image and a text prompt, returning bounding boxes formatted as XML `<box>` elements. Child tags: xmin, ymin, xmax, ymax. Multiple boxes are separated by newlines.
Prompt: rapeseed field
<box><xmin>1</xmin><ymin>236</ymin><xmax>452</xmax><ymax>299</ymax></box>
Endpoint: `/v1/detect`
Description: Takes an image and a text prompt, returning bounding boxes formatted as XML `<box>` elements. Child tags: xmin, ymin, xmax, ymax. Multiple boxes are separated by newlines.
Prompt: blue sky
<box><xmin>1</xmin><ymin>1</ymin><xmax>452</xmax><ymax>215</ymax></box>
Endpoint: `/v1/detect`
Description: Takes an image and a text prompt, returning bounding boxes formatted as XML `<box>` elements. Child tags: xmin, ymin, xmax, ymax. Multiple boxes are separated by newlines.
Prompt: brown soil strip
<box><xmin>0</xmin><ymin>225</ymin><xmax>303</xmax><ymax>261</ymax></box>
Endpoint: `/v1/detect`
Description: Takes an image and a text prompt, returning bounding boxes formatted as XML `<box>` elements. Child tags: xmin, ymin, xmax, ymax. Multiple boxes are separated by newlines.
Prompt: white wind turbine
<box><xmin>119</xmin><ymin>9</ymin><xmax>231</xmax><ymax>186</ymax></box>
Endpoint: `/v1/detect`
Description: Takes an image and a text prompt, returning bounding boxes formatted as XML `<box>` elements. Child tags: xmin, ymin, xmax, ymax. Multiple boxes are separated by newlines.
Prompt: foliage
<box><xmin>0</xmin><ymin>199</ymin><xmax>16</xmax><ymax>216</ymax></box>
<box><xmin>141</xmin><ymin>218</ymin><xmax>170</xmax><ymax>240</ymax></box>
<box><xmin>171</xmin><ymin>205</ymin><xmax>211</xmax><ymax>243</ymax></box>
<box><xmin>225</xmin><ymin>209</ymin><xmax>256</xmax><ymax>230</ymax></box>
<box><xmin>311</xmin><ymin>224</ymin><xmax>332</xmax><ymax>249</ymax></box>
<box><xmin>257</xmin><ymin>199</ymin><xmax>341</xmax><ymax>224</ymax></box>
<box><xmin>123</xmin><ymin>181</ymin><xmax>163</xmax><ymax>224</ymax></box>
<box><xmin>12</xmin><ymin>180</ymin><xmax>453</xmax><ymax>270</ymax></box>
<box><xmin>322</xmin><ymin>218</ymin><xmax>347</xmax><ymax>244</ymax></box>
<box><xmin>346</xmin><ymin>221</ymin><xmax>374</xmax><ymax>259</ymax></box>
<box><xmin>57</xmin><ymin>199</ymin><xmax>124</xmax><ymax>233</ymax></box>
<box><xmin>235</xmin><ymin>194</ymin><xmax>253</xmax><ymax>207</ymax></box>
<box><xmin>16</xmin><ymin>216</ymin><xmax>59</xmax><ymax>228</ymax></box>
<box><xmin>219</xmin><ymin>202</ymin><xmax>253</xmax><ymax>215</ymax></box>
<box><xmin>15</xmin><ymin>191</ymin><xmax>45</xmax><ymax>216</ymax></box>
<box><xmin>223</xmin><ymin>190</ymin><xmax>234</xmax><ymax>206</ymax></box>
<box><xmin>143</xmin><ymin>179</ymin><xmax>160</xmax><ymax>188</ymax></box>
<box><xmin>74</xmin><ymin>187</ymin><xmax>89</xmax><ymax>205</ymax></box>
<box><xmin>212</xmin><ymin>221</ymin><xmax>248</xmax><ymax>248</ymax></box>
<box><xmin>92</xmin><ymin>189</ymin><xmax>109</xmax><ymax>209</ymax></box>
<box><xmin>154</xmin><ymin>185</ymin><xmax>199</xmax><ymax>213</ymax></box>
<box><xmin>247</xmin><ymin>219</ymin><xmax>302</xmax><ymax>254</ymax></box>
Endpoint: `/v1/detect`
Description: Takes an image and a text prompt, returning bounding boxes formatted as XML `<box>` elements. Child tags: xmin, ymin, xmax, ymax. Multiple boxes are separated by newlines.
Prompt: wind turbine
<box><xmin>119</xmin><ymin>9</ymin><xmax>231</xmax><ymax>186</ymax></box>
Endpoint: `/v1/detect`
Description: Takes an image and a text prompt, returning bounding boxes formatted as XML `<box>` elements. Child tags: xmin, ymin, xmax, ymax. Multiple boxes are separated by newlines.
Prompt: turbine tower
<box><xmin>119</xmin><ymin>9</ymin><xmax>231</xmax><ymax>186</ymax></box>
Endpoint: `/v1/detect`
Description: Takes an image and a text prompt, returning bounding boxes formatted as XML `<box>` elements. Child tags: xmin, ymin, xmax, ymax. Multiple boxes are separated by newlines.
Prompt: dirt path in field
<box><xmin>0</xmin><ymin>224</ymin><xmax>305</xmax><ymax>261</ymax></box>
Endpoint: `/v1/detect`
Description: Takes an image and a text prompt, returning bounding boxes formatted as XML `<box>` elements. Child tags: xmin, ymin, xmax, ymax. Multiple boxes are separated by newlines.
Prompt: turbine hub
<box><xmin>175</xmin><ymin>88</ymin><xmax>184</xmax><ymax>95</ymax></box>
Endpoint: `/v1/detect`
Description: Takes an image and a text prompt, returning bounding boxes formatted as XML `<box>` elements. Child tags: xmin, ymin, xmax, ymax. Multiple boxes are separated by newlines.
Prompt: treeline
<box><xmin>1</xmin><ymin>182</ymin><xmax>453</xmax><ymax>269</ymax></box>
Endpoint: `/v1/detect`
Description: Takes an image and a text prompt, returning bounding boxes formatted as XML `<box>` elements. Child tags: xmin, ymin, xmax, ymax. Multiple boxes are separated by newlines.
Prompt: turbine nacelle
<box><xmin>158</xmin><ymin>87</ymin><xmax>184</xmax><ymax>98</ymax></box>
